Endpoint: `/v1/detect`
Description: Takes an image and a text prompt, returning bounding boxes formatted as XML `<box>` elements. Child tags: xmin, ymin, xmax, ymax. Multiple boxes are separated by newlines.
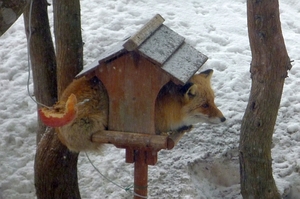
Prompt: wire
<box><xmin>85</xmin><ymin>152</ymin><xmax>126</xmax><ymax>190</ymax></box>
<box><xmin>85</xmin><ymin>152</ymin><xmax>148</xmax><ymax>198</ymax></box>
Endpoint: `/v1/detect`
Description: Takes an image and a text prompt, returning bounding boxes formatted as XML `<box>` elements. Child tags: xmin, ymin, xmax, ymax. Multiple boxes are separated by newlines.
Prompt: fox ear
<box><xmin>181</xmin><ymin>83</ymin><xmax>197</xmax><ymax>100</ymax></box>
<box><xmin>181</xmin><ymin>82</ymin><xmax>193</xmax><ymax>94</ymax></box>
<box><xmin>199</xmin><ymin>69</ymin><xmax>214</xmax><ymax>79</ymax></box>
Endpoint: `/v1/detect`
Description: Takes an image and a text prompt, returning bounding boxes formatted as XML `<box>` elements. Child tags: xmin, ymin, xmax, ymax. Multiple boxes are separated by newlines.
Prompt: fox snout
<box><xmin>220</xmin><ymin>116</ymin><xmax>226</xmax><ymax>122</ymax></box>
<box><xmin>211</xmin><ymin>115</ymin><xmax>226</xmax><ymax>124</ymax></box>
<box><xmin>205</xmin><ymin>106</ymin><xmax>226</xmax><ymax>124</ymax></box>
<box><xmin>201</xmin><ymin>112</ymin><xmax>226</xmax><ymax>124</ymax></box>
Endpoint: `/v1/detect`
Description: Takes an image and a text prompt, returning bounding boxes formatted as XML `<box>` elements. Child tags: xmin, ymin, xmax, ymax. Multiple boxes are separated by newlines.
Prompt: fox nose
<box><xmin>220</xmin><ymin>117</ymin><xmax>226</xmax><ymax>122</ymax></box>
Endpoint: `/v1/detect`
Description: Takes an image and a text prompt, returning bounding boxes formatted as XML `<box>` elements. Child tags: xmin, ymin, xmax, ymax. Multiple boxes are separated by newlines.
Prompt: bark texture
<box><xmin>23</xmin><ymin>0</ymin><xmax>57</xmax><ymax>142</ymax></box>
<box><xmin>35</xmin><ymin>131</ymin><xmax>80</xmax><ymax>199</ymax></box>
<box><xmin>239</xmin><ymin>1</ymin><xmax>291</xmax><ymax>198</ymax></box>
<box><xmin>53</xmin><ymin>0</ymin><xmax>83</xmax><ymax>97</ymax></box>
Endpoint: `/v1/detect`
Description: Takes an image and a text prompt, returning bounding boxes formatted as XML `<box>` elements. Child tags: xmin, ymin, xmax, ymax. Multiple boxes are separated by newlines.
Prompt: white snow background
<box><xmin>1</xmin><ymin>0</ymin><xmax>300</xmax><ymax>198</ymax></box>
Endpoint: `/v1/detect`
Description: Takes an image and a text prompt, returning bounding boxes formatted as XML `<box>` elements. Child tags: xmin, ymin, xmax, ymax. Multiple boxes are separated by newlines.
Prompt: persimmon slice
<box><xmin>39</xmin><ymin>94</ymin><xmax>78</xmax><ymax>127</ymax></box>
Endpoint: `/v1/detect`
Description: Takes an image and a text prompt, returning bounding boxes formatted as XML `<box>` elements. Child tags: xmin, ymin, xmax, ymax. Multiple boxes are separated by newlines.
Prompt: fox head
<box><xmin>180</xmin><ymin>69</ymin><xmax>226</xmax><ymax>126</ymax></box>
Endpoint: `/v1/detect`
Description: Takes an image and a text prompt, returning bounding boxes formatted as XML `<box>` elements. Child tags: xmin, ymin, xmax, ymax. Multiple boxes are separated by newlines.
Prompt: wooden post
<box><xmin>134</xmin><ymin>150</ymin><xmax>148</xmax><ymax>199</ymax></box>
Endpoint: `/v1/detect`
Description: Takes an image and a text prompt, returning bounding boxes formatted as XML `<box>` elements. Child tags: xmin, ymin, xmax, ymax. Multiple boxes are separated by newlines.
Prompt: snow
<box><xmin>1</xmin><ymin>0</ymin><xmax>300</xmax><ymax>198</ymax></box>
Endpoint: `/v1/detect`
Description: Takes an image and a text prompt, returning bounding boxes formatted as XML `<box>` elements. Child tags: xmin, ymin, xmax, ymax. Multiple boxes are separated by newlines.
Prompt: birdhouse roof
<box><xmin>77</xmin><ymin>14</ymin><xmax>208</xmax><ymax>84</ymax></box>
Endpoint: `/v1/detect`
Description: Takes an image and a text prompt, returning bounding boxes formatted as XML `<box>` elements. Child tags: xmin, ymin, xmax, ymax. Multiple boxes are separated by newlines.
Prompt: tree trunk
<box><xmin>239</xmin><ymin>1</ymin><xmax>291</xmax><ymax>198</ymax></box>
<box><xmin>35</xmin><ymin>130</ymin><xmax>81</xmax><ymax>199</ymax></box>
<box><xmin>27</xmin><ymin>0</ymin><xmax>83</xmax><ymax>198</ymax></box>
<box><xmin>23</xmin><ymin>0</ymin><xmax>57</xmax><ymax>143</ymax></box>
<box><xmin>0</xmin><ymin>0</ymin><xmax>29</xmax><ymax>36</ymax></box>
<box><xmin>53</xmin><ymin>0</ymin><xmax>83</xmax><ymax>97</ymax></box>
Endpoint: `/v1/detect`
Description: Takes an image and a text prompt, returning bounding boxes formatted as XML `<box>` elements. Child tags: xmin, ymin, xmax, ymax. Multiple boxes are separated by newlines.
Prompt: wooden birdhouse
<box><xmin>76</xmin><ymin>14</ymin><xmax>208</xmax><ymax>198</ymax></box>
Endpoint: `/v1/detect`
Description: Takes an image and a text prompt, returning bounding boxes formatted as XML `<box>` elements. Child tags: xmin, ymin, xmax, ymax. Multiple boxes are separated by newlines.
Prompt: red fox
<box><xmin>39</xmin><ymin>69</ymin><xmax>225</xmax><ymax>152</ymax></box>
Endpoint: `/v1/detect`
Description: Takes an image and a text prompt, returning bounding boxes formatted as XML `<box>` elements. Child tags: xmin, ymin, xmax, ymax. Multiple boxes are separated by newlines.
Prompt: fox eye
<box><xmin>202</xmin><ymin>103</ymin><xmax>209</xmax><ymax>108</ymax></box>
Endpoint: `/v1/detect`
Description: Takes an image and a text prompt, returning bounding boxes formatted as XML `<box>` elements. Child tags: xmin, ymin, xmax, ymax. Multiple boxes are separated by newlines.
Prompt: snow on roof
<box><xmin>77</xmin><ymin>14</ymin><xmax>208</xmax><ymax>83</ymax></box>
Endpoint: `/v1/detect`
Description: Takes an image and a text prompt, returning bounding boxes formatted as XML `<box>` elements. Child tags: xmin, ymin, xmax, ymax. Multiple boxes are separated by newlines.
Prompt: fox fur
<box><xmin>54</xmin><ymin>76</ymin><xmax>109</xmax><ymax>152</ymax></box>
<box><xmin>43</xmin><ymin>69</ymin><xmax>225</xmax><ymax>152</ymax></box>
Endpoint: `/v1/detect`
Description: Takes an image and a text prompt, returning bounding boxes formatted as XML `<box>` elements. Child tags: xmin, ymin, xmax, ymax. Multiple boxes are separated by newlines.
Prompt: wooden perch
<box><xmin>166</xmin><ymin>131</ymin><xmax>186</xmax><ymax>149</ymax></box>
<box><xmin>92</xmin><ymin>130</ymin><xmax>186</xmax><ymax>150</ymax></box>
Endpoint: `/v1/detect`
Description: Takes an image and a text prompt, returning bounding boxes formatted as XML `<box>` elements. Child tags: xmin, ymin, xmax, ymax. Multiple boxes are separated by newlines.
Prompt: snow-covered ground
<box><xmin>1</xmin><ymin>0</ymin><xmax>300</xmax><ymax>198</ymax></box>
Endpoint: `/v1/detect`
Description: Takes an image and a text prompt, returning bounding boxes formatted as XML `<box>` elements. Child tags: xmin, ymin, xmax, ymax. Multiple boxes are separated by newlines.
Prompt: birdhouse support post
<box><xmin>134</xmin><ymin>150</ymin><xmax>148</xmax><ymax>199</ymax></box>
